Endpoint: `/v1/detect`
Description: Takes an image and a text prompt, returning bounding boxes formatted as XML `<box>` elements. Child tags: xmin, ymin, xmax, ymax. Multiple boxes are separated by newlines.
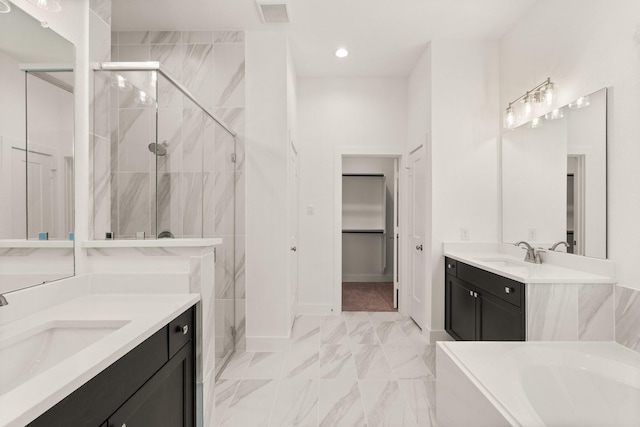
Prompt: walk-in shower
<box><xmin>92</xmin><ymin>61</ymin><xmax>239</xmax><ymax>378</ymax></box>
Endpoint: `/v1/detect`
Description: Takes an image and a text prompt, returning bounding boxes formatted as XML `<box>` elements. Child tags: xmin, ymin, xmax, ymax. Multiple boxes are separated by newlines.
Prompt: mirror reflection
<box><xmin>0</xmin><ymin>4</ymin><xmax>75</xmax><ymax>293</ymax></box>
<box><xmin>501</xmin><ymin>88</ymin><xmax>607</xmax><ymax>259</ymax></box>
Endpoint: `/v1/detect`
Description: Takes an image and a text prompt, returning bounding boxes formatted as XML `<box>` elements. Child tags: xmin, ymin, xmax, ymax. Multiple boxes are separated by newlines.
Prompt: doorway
<box><xmin>340</xmin><ymin>156</ymin><xmax>398</xmax><ymax>312</ymax></box>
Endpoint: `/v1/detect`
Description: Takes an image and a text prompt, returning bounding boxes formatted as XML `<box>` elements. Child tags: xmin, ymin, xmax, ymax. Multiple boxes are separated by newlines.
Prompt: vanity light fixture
<box><xmin>503</xmin><ymin>77</ymin><xmax>556</xmax><ymax>129</ymax></box>
<box><xmin>0</xmin><ymin>0</ymin><xmax>11</xmax><ymax>14</ymax></box>
<box><xmin>544</xmin><ymin>108</ymin><xmax>564</xmax><ymax>120</ymax></box>
<box><xmin>568</xmin><ymin>95</ymin><xmax>590</xmax><ymax>109</ymax></box>
<box><xmin>27</xmin><ymin>0</ymin><xmax>61</xmax><ymax>12</ymax></box>
<box><xmin>335</xmin><ymin>47</ymin><xmax>349</xmax><ymax>58</ymax></box>
<box><xmin>529</xmin><ymin>117</ymin><xmax>543</xmax><ymax>128</ymax></box>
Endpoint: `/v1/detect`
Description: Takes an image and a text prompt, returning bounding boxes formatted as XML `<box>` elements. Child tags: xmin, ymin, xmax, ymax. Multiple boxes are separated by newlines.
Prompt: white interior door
<box><xmin>393</xmin><ymin>159</ymin><xmax>399</xmax><ymax>308</ymax></box>
<box><xmin>26</xmin><ymin>150</ymin><xmax>54</xmax><ymax>239</ymax></box>
<box><xmin>408</xmin><ymin>145</ymin><xmax>426</xmax><ymax>327</ymax></box>
<box><xmin>288</xmin><ymin>140</ymin><xmax>299</xmax><ymax>328</ymax></box>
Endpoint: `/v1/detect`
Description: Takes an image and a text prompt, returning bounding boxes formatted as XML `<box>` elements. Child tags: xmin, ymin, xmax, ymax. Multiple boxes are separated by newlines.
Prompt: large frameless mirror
<box><xmin>501</xmin><ymin>88</ymin><xmax>607</xmax><ymax>259</ymax></box>
<box><xmin>0</xmin><ymin>4</ymin><xmax>75</xmax><ymax>293</ymax></box>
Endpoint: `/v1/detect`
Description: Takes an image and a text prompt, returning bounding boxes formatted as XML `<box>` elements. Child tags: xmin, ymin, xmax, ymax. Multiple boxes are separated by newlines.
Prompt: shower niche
<box><xmin>92</xmin><ymin>66</ymin><xmax>237</xmax><ymax>241</ymax></box>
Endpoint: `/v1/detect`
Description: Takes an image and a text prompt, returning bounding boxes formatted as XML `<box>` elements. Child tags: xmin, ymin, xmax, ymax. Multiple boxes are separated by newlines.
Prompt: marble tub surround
<box><xmin>0</xmin><ymin>292</ymin><xmax>199</xmax><ymax>427</ymax></box>
<box><xmin>215</xmin><ymin>312</ymin><xmax>437</xmax><ymax>427</ymax></box>
<box><xmin>615</xmin><ymin>285</ymin><xmax>640</xmax><ymax>352</ymax></box>
<box><xmin>443</xmin><ymin>242</ymin><xmax>616</xmax><ymax>283</ymax></box>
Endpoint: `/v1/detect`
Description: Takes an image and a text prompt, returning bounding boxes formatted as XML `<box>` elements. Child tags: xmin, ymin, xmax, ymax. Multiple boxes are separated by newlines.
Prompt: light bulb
<box><xmin>543</xmin><ymin>82</ymin><xmax>555</xmax><ymax>106</ymax></box>
<box><xmin>111</xmin><ymin>74</ymin><xmax>132</xmax><ymax>91</ymax></box>
<box><xmin>523</xmin><ymin>93</ymin><xmax>534</xmax><ymax>117</ymax></box>
<box><xmin>28</xmin><ymin>0</ymin><xmax>62</xmax><ymax>12</ymax></box>
<box><xmin>335</xmin><ymin>48</ymin><xmax>349</xmax><ymax>58</ymax></box>
<box><xmin>135</xmin><ymin>90</ymin><xmax>154</xmax><ymax>106</ymax></box>
<box><xmin>504</xmin><ymin>105</ymin><xmax>516</xmax><ymax>129</ymax></box>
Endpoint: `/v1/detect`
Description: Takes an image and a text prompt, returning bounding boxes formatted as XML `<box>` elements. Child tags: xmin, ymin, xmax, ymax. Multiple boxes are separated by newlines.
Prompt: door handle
<box><xmin>290</xmin><ymin>246</ymin><xmax>297</xmax><ymax>252</ymax></box>
<box><xmin>415</xmin><ymin>244</ymin><xmax>423</xmax><ymax>251</ymax></box>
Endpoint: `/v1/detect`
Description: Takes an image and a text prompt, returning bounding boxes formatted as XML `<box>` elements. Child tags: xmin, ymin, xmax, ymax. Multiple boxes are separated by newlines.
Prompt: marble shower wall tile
<box><xmin>214</xmin><ymin>108</ymin><xmax>243</xmax><ymax>172</ymax></box>
<box><xmin>182</xmin><ymin>44</ymin><xmax>214</xmax><ymax>108</ymax></box>
<box><xmin>578</xmin><ymin>284</ymin><xmax>614</xmax><ymax>341</ymax></box>
<box><xmin>214</xmin><ymin>31</ymin><xmax>245</xmax><ymax>44</ymax></box>
<box><xmin>615</xmin><ymin>285</ymin><xmax>640</xmax><ymax>352</ymax></box>
<box><xmin>182</xmin><ymin>108</ymin><xmax>204</xmax><ymax>172</ymax></box>
<box><xmin>157</xmin><ymin>107</ymin><xmax>184</xmax><ymax>173</ymax></box>
<box><xmin>235</xmin><ymin>235</ymin><xmax>246</xmax><ymax>299</ymax></box>
<box><xmin>90</xmin><ymin>0</ymin><xmax>111</xmax><ymax>25</ymax></box>
<box><xmin>183</xmin><ymin>172</ymin><xmax>203</xmax><ymax>237</ymax></box>
<box><xmin>151</xmin><ymin>43</ymin><xmax>183</xmax><ymax>80</ymax></box>
<box><xmin>117</xmin><ymin>31</ymin><xmax>150</xmax><ymax>45</ymax></box>
<box><xmin>527</xmin><ymin>284</ymin><xmax>579</xmax><ymax>341</ymax></box>
<box><xmin>93</xmin><ymin>135</ymin><xmax>112</xmax><ymax>238</ymax></box>
<box><xmin>156</xmin><ymin>172</ymin><xmax>183</xmax><ymax>237</ymax></box>
<box><xmin>118</xmin><ymin>108</ymin><xmax>152</xmax><ymax>172</ymax></box>
<box><xmin>213</xmin><ymin>44</ymin><xmax>245</xmax><ymax>108</ymax></box>
<box><xmin>235</xmin><ymin>298</ymin><xmax>246</xmax><ymax>350</ymax></box>
<box><xmin>116</xmin><ymin>172</ymin><xmax>151</xmax><ymax>237</ymax></box>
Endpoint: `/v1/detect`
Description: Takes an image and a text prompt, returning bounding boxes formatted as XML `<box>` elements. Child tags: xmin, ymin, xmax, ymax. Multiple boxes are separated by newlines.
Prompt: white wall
<box><xmin>297</xmin><ymin>78</ymin><xmax>407</xmax><ymax>313</ymax></box>
<box><xmin>429</xmin><ymin>40</ymin><xmax>501</xmax><ymax>334</ymax></box>
<box><xmin>245</xmin><ymin>31</ymin><xmax>292</xmax><ymax>346</ymax></box>
<box><xmin>500</xmin><ymin>0</ymin><xmax>640</xmax><ymax>290</ymax></box>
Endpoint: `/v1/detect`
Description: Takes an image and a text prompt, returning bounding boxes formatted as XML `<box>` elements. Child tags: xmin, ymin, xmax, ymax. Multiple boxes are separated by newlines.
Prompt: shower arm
<box><xmin>94</xmin><ymin>62</ymin><xmax>237</xmax><ymax>138</ymax></box>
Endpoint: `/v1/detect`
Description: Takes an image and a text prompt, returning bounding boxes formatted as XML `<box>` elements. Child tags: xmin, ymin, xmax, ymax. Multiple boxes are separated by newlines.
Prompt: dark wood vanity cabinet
<box><xmin>28</xmin><ymin>306</ymin><xmax>195</xmax><ymax>427</ymax></box>
<box><xmin>445</xmin><ymin>258</ymin><xmax>525</xmax><ymax>341</ymax></box>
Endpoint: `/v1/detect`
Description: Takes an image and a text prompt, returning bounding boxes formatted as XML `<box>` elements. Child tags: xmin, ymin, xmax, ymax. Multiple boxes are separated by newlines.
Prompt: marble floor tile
<box><xmin>283</xmin><ymin>344</ymin><xmax>320</xmax><ymax>379</ymax></box>
<box><xmin>359</xmin><ymin>380</ymin><xmax>417</xmax><ymax>427</ymax></box>
<box><xmin>374</xmin><ymin>321</ymin><xmax>412</xmax><ymax>346</ymax></box>
<box><xmin>214</xmin><ymin>379</ymin><xmax>239</xmax><ymax>426</ymax></box>
<box><xmin>320</xmin><ymin>345</ymin><xmax>357</xmax><ymax>379</ymax></box>
<box><xmin>346</xmin><ymin>320</ymin><xmax>379</xmax><ymax>345</ymax></box>
<box><xmin>397</xmin><ymin>380</ymin><xmax>438</xmax><ymax>427</ymax></box>
<box><xmin>318</xmin><ymin>379</ymin><xmax>367</xmax><ymax>427</ymax></box>
<box><xmin>320</xmin><ymin>316</ymin><xmax>349</xmax><ymax>345</ymax></box>
<box><xmin>383</xmin><ymin>345</ymin><xmax>434</xmax><ymax>380</ymax></box>
<box><xmin>220</xmin><ymin>379</ymin><xmax>279</xmax><ymax>427</ymax></box>
<box><xmin>219</xmin><ymin>351</ymin><xmax>253</xmax><ymax>379</ymax></box>
<box><xmin>352</xmin><ymin>345</ymin><xmax>394</xmax><ymax>380</ymax></box>
<box><xmin>412</xmin><ymin>342</ymin><xmax>437</xmax><ymax>377</ymax></box>
<box><xmin>292</xmin><ymin>315</ymin><xmax>322</xmax><ymax>346</ymax></box>
<box><xmin>368</xmin><ymin>312</ymin><xmax>397</xmax><ymax>323</ymax></box>
<box><xmin>342</xmin><ymin>312</ymin><xmax>371</xmax><ymax>321</ymax></box>
<box><xmin>244</xmin><ymin>352</ymin><xmax>287</xmax><ymax>379</ymax></box>
<box><xmin>268</xmin><ymin>379</ymin><xmax>318</xmax><ymax>427</ymax></box>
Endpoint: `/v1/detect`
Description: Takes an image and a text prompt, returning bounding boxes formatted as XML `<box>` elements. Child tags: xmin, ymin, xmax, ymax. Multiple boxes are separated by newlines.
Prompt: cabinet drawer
<box><xmin>457</xmin><ymin>262</ymin><xmax>524</xmax><ymax>308</ymax></box>
<box><xmin>445</xmin><ymin>258</ymin><xmax>457</xmax><ymax>278</ymax></box>
<box><xmin>169</xmin><ymin>307</ymin><xmax>194</xmax><ymax>359</ymax></box>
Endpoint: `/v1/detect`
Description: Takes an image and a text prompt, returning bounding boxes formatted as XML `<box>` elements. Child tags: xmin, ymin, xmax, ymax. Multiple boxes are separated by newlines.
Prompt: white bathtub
<box><xmin>436</xmin><ymin>341</ymin><xmax>640</xmax><ymax>427</ymax></box>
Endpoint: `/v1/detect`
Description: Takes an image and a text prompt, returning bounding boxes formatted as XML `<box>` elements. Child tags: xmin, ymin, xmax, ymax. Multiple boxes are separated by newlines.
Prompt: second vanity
<box><xmin>0</xmin><ymin>283</ymin><xmax>199</xmax><ymax>427</ymax></box>
<box><xmin>443</xmin><ymin>242</ymin><xmax>617</xmax><ymax>342</ymax></box>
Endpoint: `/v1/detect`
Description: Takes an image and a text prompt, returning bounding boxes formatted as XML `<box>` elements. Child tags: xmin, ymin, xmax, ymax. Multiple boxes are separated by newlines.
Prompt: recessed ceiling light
<box><xmin>335</xmin><ymin>48</ymin><xmax>349</xmax><ymax>58</ymax></box>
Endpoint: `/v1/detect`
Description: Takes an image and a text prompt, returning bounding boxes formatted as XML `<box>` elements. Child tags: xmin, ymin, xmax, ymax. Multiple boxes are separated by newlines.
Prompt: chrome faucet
<box><xmin>514</xmin><ymin>241</ymin><xmax>544</xmax><ymax>264</ymax></box>
<box><xmin>549</xmin><ymin>241</ymin><xmax>570</xmax><ymax>252</ymax></box>
<box><xmin>0</xmin><ymin>294</ymin><xmax>7</xmax><ymax>306</ymax></box>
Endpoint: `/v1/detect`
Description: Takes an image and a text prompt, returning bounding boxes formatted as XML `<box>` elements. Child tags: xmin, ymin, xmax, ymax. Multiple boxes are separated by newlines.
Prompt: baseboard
<box><xmin>342</xmin><ymin>275</ymin><xmax>393</xmax><ymax>282</ymax></box>
<box><xmin>246</xmin><ymin>335</ymin><xmax>291</xmax><ymax>352</ymax></box>
<box><xmin>296</xmin><ymin>304</ymin><xmax>336</xmax><ymax>315</ymax></box>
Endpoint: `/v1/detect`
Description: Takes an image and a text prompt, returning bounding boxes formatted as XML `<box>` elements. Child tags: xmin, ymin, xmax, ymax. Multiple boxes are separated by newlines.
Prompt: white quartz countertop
<box><xmin>0</xmin><ymin>293</ymin><xmax>200</xmax><ymax>427</ymax></box>
<box><xmin>82</xmin><ymin>238</ymin><xmax>222</xmax><ymax>248</ymax></box>
<box><xmin>0</xmin><ymin>240</ymin><xmax>74</xmax><ymax>248</ymax></box>
<box><xmin>444</xmin><ymin>248</ymin><xmax>616</xmax><ymax>284</ymax></box>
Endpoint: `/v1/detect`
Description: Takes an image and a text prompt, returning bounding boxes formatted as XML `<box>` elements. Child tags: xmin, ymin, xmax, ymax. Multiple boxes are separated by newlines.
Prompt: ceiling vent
<box><xmin>256</xmin><ymin>0</ymin><xmax>291</xmax><ymax>24</ymax></box>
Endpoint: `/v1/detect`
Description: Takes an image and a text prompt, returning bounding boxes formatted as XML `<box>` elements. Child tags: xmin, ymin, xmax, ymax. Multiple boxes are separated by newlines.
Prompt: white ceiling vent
<box><xmin>256</xmin><ymin>0</ymin><xmax>291</xmax><ymax>24</ymax></box>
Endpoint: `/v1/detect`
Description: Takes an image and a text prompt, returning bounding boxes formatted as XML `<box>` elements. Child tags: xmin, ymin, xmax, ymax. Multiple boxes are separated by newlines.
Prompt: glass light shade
<box><xmin>28</xmin><ymin>0</ymin><xmax>62</xmax><ymax>12</ymax></box>
<box><xmin>543</xmin><ymin>82</ymin><xmax>556</xmax><ymax>106</ymax></box>
<box><xmin>503</xmin><ymin>106</ymin><xmax>516</xmax><ymax>129</ymax></box>
<box><xmin>0</xmin><ymin>0</ymin><xmax>11</xmax><ymax>13</ymax></box>
<box><xmin>568</xmin><ymin>95</ymin><xmax>590</xmax><ymax>109</ymax></box>
<box><xmin>335</xmin><ymin>48</ymin><xmax>349</xmax><ymax>58</ymax></box>
<box><xmin>544</xmin><ymin>108</ymin><xmax>564</xmax><ymax>120</ymax></box>
<box><xmin>530</xmin><ymin>117</ymin><xmax>543</xmax><ymax>128</ymax></box>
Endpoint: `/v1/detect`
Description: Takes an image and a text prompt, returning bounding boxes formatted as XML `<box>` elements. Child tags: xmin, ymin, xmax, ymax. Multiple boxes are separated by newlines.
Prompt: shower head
<box><xmin>148</xmin><ymin>140</ymin><xmax>168</xmax><ymax>156</ymax></box>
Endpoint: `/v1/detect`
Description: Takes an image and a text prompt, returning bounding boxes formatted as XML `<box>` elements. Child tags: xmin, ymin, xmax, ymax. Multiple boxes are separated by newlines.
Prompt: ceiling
<box><xmin>112</xmin><ymin>0</ymin><xmax>538</xmax><ymax>77</ymax></box>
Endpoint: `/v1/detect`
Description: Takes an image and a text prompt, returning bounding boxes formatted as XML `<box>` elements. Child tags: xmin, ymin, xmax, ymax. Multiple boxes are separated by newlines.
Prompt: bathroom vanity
<box><xmin>443</xmin><ymin>242</ymin><xmax>616</xmax><ymax>342</ymax></box>
<box><xmin>28</xmin><ymin>306</ymin><xmax>195</xmax><ymax>427</ymax></box>
<box><xmin>445</xmin><ymin>257</ymin><xmax>525</xmax><ymax>341</ymax></box>
<box><xmin>0</xmin><ymin>291</ymin><xmax>199</xmax><ymax>427</ymax></box>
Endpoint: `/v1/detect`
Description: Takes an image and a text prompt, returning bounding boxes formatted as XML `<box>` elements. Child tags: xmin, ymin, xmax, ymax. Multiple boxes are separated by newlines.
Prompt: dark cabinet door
<box><xmin>446</xmin><ymin>276</ymin><xmax>478</xmax><ymax>340</ymax></box>
<box><xmin>478</xmin><ymin>292</ymin><xmax>524</xmax><ymax>341</ymax></box>
<box><xmin>109</xmin><ymin>344</ymin><xmax>194</xmax><ymax>427</ymax></box>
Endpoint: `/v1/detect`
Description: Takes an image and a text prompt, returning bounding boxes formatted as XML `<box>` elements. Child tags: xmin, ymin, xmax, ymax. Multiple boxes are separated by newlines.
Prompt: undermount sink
<box><xmin>476</xmin><ymin>258</ymin><xmax>529</xmax><ymax>269</ymax></box>
<box><xmin>0</xmin><ymin>320</ymin><xmax>128</xmax><ymax>395</ymax></box>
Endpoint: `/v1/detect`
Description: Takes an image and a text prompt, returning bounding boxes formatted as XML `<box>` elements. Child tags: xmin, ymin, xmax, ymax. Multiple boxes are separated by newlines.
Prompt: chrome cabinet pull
<box><xmin>416</xmin><ymin>244</ymin><xmax>423</xmax><ymax>251</ymax></box>
<box><xmin>291</xmin><ymin>246</ymin><xmax>297</xmax><ymax>252</ymax></box>
<box><xmin>182</xmin><ymin>325</ymin><xmax>189</xmax><ymax>335</ymax></box>
<box><xmin>505</xmin><ymin>287</ymin><xmax>512</xmax><ymax>294</ymax></box>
